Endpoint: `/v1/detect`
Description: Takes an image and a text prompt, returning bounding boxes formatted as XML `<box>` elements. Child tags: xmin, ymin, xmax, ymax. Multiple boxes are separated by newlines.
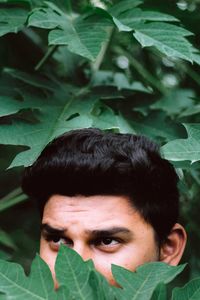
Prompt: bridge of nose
<box><xmin>72</xmin><ymin>240</ymin><xmax>93</xmax><ymax>261</ymax></box>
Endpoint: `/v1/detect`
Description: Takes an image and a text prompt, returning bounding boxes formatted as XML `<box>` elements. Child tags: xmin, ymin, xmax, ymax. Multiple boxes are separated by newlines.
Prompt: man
<box><xmin>21</xmin><ymin>128</ymin><xmax>187</xmax><ymax>286</ymax></box>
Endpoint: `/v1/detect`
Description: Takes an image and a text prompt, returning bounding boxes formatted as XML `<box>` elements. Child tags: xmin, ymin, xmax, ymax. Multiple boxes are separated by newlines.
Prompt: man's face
<box><xmin>40</xmin><ymin>194</ymin><xmax>159</xmax><ymax>286</ymax></box>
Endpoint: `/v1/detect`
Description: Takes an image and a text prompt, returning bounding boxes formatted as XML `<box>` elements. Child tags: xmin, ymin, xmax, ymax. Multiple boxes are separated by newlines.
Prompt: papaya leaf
<box><xmin>0</xmin><ymin>88</ymin><xmax>102</xmax><ymax>167</ymax></box>
<box><xmin>112</xmin><ymin>8</ymin><xmax>179</xmax><ymax>31</ymax></box>
<box><xmin>0</xmin><ymin>7</ymin><xmax>28</xmax><ymax>37</ymax></box>
<box><xmin>0</xmin><ymin>254</ymin><xmax>62</xmax><ymax>299</ymax></box>
<box><xmin>180</xmin><ymin>104</ymin><xmax>200</xmax><ymax>118</ymax></box>
<box><xmin>112</xmin><ymin>262</ymin><xmax>185</xmax><ymax>300</ymax></box>
<box><xmin>108</xmin><ymin>0</ymin><xmax>143</xmax><ymax>17</ymax></box>
<box><xmin>151</xmin><ymin>283</ymin><xmax>167</xmax><ymax>300</ymax></box>
<box><xmin>0</xmin><ymin>95</ymin><xmax>35</xmax><ymax>118</ymax></box>
<box><xmin>192</xmin><ymin>52</ymin><xmax>200</xmax><ymax>66</ymax></box>
<box><xmin>0</xmin><ymin>71</ymin><xmax>136</xmax><ymax>168</ymax></box>
<box><xmin>130</xmin><ymin>111</ymin><xmax>183</xmax><ymax>141</ymax></box>
<box><xmin>28</xmin><ymin>3</ymin><xmax>111</xmax><ymax>61</ymax></box>
<box><xmin>0</xmin><ymin>250</ymin><xmax>11</xmax><ymax>261</ymax></box>
<box><xmin>151</xmin><ymin>89</ymin><xmax>195</xmax><ymax>117</ymax></box>
<box><xmin>55</xmin><ymin>245</ymin><xmax>116</xmax><ymax>300</ymax></box>
<box><xmin>172</xmin><ymin>278</ymin><xmax>200</xmax><ymax>300</ymax></box>
<box><xmin>55</xmin><ymin>245</ymin><xmax>95</xmax><ymax>300</ymax></box>
<box><xmin>133</xmin><ymin>22</ymin><xmax>193</xmax><ymax>62</ymax></box>
<box><xmin>48</xmin><ymin>15</ymin><xmax>111</xmax><ymax>61</ymax></box>
<box><xmin>162</xmin><ymin>124</ymin><xmax>200</xmax><ymax>163</ymax></box>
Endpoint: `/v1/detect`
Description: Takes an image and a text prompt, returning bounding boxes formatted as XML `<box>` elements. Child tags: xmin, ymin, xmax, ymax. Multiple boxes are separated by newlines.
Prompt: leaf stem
<box><xmin>0</xmin><ymin>187</ymin><xmax>22</xmax><ymax>202</ymax></box>
<box><xmin>183</xmin><ymin>64</ymin><xmax>200</xmax><ymax>86</ymax></box>
<box><xmin>92</xmin><ymin>26</ymin><xmax>114</xmax><ymax>72</ymax></box>
<box><xmin>0</xmin><ymin>194</ymin><xmax>28</xmax><ymax>213</ymax></box>
<box><xmin>114</xmin><ymin>47</ymin><xmax>167</xmax><ymax>95</ymax></box>
<box><xmin>66</xmin><ymin>0</ymin><xmax>72</xmax><ymax>14</ymax></box>
<box><xmin>35</xmin><ymin>45</ymin><xmax>58</xmax><ymax>71</ymax></box>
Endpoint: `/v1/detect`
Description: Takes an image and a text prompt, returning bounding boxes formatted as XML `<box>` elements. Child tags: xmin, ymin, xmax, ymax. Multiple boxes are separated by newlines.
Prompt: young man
<box><xmin>22</xmin><ymin>128</ymin><xmax>187</xmax><ymax>286</ymax></box>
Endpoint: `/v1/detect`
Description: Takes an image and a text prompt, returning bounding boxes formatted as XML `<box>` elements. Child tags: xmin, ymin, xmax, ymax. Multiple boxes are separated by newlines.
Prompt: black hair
<box><xmin>21</xmin><ymin>128</ymin><xmax>179</xmax><ymax>244</ymax></box>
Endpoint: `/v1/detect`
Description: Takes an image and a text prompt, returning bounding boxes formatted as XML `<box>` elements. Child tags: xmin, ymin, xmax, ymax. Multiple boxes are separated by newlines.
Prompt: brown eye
<box><xmin>102</xmin><ymin>238</ymin><xmax>115</xmax><ymax>245</ymax></box>
<box><xmin>48</xmin><ymin>236</ymin><xmax>73</xmax><ymax>252</ymax></box>
<box><xmin>94</xmin><ymin>237</ymin><xmax>120</xmax><ymax>247</ymax></box>
<box><xmin>52</xmin><ymin>236</ymin><xmax>60</xmax><ymax>243</ymax></box>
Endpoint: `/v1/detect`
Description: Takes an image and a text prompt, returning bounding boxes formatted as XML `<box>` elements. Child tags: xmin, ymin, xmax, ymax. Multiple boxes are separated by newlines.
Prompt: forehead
<box><xmin>42</xmin><ymin>194</ymin><xmax>150</xmax><ymax>232</ymax></box>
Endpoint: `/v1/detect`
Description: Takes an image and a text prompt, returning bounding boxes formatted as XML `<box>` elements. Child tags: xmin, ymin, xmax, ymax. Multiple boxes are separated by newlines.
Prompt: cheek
<box><xmin>92</xmin><ymin>244</ymin><xmax>159</xmax><ymax>286</ymax></box>
<box><xmin>40</xmin><ymin>239</ymin><xmax>57</xmax><ymax>285</ymax></box>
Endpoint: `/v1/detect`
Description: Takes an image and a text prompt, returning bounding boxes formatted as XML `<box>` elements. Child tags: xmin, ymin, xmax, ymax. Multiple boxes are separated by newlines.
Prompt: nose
<box><xmin>73</xmin><ymin>242</ymin><xmax>93</xmax><ymax>261</ymax></box>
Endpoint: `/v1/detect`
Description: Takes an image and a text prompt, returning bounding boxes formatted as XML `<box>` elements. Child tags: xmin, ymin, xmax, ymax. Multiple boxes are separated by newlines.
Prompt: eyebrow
<box><xmin>41</xmin><ymin>224</ymin><xmax>66</xmax><ymax>235</ymax></box>
<box><xmin>41</xmin><ymin>223</ymin><xmax>132</xmax><ymax>239</ymax></box>
<box><xmin>88</xmin><ymin>228</ymin><xmax>132</xmax><ymax>239</ymax></box>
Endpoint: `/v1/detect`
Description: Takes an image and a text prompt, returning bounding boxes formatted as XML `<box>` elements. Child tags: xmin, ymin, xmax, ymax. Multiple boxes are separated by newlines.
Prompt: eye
<box><xmin>101</xmin><ymin>238</ymin><xmax>119</xmax><ymax>246</ymax></box>
<box><xmin>52</xmin><ymin>236</ymin><xmax>66</xmax><ymax>245</ymax></box>
<box><xmin>47</xmin><ymin>235</ymin><xmax>73</xmax><ymax>251</ymax></box>
<box><xmin>94</xmin><ymin>237</ymin><xmax>122</xmax><ymax>252</ymax></box>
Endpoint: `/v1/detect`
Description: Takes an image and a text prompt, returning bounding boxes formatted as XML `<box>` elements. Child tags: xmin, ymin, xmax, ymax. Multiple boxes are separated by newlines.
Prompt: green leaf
<box><xmin>0</xmin><ymin>230</ymin><xmax>17</xmax><ymax>250</ymax></box>
<box><xmin>0</xmin><ymin>250</ymin><xmax>11</xmax><ymax>261</ymax></box>
<box><xmin>28</xmin><ymin>4</ymin><xmax>111</xmax><ymax>61</ymax></box>
<box><xmin>113</xmin><ymin>8</ymin><xmax>179</xmax><ymax>31</ymax></box>
<box><xmin>112</xmin><ymin>262</ymin><xmax>185</xmax><ymax>300</ymax></box>
<box><xmin>48</xmin><ymin>16</ymin><xmax>110</xmax><ymax>61</ymax></box>
<box><xmin>55</xmin><ymin>245</ymin><xmax>94</xmax><ymax>299</ymax></box>
<box><xmin>0</xmin><ymin>7</ymin><xmax>28</xmax><ymax>37</ymax></box>
<box><xmin>162</xmin><ymin>124</ymin><xmax>200</xmax><ymax>163</ymax></box>
<box><xmin>0</xmin><ymin>96</ymin><xmax>34</xmax><ymax>117</ymax></box>
<box><xmin>130</xmin><ymin>111</ymin><xmax>183</xmax><ymax>141</ymax></box>
<box><xmin>92</xmin><ymin>71</ymin><xmax>151</xmax><ymax>93</ymax></box>
<box><xmin>172</xmin><ymin>278</ymin><xmax>200</xmax><ymax>300</ymax></box>
<box><xmin>5</xmin><ymin>68</ymin><xmax>57</xmax><ymax>91</ymax></box>
<box><xmin>180</xmin><ymin>103</ymin><xmax>200</xmax><ymax>118</ymax></box>
<box><xmin>28</xmin><ymin>7</ymin><xmax>63</xmax><ymax>29</ymax></box>
<box><xmin>108</xmin><ymin>0</ymin><xmax>143</xmax><ymax>17</ymax></box>
<box><xmin>0</xmin><ymin>255</ymin><xmax>61</xmax><ymax>299</ymax></box>
<box><xmin>192</xmin><ymin>52</ymin><xmax>200</xmax><ymax>66</ymax></box>
<box><xmin>55</xmin><ymin>245</ymin><xmax>114</xmax><ymax>300</ymax></box>
<box><xmin>0</xmin><ymin>193</ymin><xmax>27</xmax><ymax>212</ymax></box>
<box><xmin>151</xmin><ymin>283</ymin><xmax>167</xmax><ymax>300</ymax></box>
<box><xmin>133</xmin><ymin>22</ymin><xmax>193</xmax><ymax>62</ymax></box>
<box><xmin>0</xmin><ymin>85</ymin><xmax>113</xmax><ymax>167</ymax></box>
<box><xmin>151</xmin><ymin>89</ymin><xmax>195</xmax><ymax>116</ymax></box>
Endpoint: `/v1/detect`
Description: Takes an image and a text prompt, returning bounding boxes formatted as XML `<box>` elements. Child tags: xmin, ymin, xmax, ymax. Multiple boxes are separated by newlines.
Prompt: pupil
<box><xmin>52</xmin><ymin>236</ymin><xmax>60</xmax><ymax>243</ymax></box>
<box><xmin>103</xmin><ymin>238</ymin><xmax>112</xmax><ymax>245</ymax></box>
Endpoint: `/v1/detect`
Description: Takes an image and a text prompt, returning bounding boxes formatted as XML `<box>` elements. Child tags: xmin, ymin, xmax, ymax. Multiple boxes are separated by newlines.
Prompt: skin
<box><xmin>40</xmin><ymin>194</ymin><xmax>161</xmax><ymax>286</ymax></box>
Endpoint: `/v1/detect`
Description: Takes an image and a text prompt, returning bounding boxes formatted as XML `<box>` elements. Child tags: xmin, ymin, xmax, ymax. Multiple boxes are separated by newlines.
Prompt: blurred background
<box><xmin>0</xmin><ymin>0</ymin><xmax>200</xmax><ymax>285</ymax></box>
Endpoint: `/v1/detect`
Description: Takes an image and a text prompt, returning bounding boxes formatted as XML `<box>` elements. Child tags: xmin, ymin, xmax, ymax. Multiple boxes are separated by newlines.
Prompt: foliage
<box><xmin>1</xmin><ymin>0</ymin><xmax>200</xmax><ymax>298</ymax></box>
<box><xmin>0</xmin><ymin>245</ymin><xmax>195</xmax><ymax>300</ymax></box>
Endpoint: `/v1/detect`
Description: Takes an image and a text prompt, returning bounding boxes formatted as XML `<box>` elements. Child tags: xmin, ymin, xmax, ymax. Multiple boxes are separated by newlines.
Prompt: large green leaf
<box><xmin>0</xmin><ymin>255</ymin><xmax>65</xmax><ymax>299</ymax></box>
<box><xmin>55</xmin><ymin>245</ymin><xmax>117</xmax><ymax>300</ymax></box>
<box><xmin>172</xmin><ymin>278</ymin><xmax>200</xmax><ymax>300</ymax></box>
<box><xmin>28</xmin><ymin>3</ymin><xmax>111</xmax><ymax>61</ymax></box>
<box><xmin>0</xmin><ymin>7</ymin><xmax>28</xmax><ymax>37</ymax></box>
<box><xmin>55</xmin><ymin>246</ymin><xmax>97</xmax><ymax>300</ymax></box>
<box><xmin>162</xmin><ymin>124</ymin><xmax>200</xmax><ymax>163</ymax></box>
<box><xmin>0</xmin><ymin>89</ymin><xmax>101</xmax><ymax>167</ymax></box>
<box><xmin>133</xmin><ymin>22</ymin><xmax>193</xmax><ymax>62</ymax></box>
<box><xmin>0</xmin><ymin>87</ymin><xmax>128</xmax><ymax>167</ymax></box>
<box><xmin>151</xmin><ymin>89</ymin><xmax>195</xmax><ymax>117</ymax></box>
<box><xmin>129</xmin><ymin>111</ymin><xmax>183</xmax><ymax>141</ymax></box>
<box><xmin>0</xmin><ymin>95</ymin><xmax>35</xmax><ymax>118</ymax></box>
<box><xmin>151</xmin><ymin>283</ymin><xmax>167</xmax><ymax>300</ymax></box>
<box><xmin>112</xmin><ymin>262</ymin><xmax>185</xmax><ymax>300</ymax></box>
<box><xmin>0</xmin><ymin>244</ymin><xmax>187</xmax><ymax>300</ymax></box>
<box><xmin>108</xmin><ymin>0</ymin><xmax>143</xmax><ymax>17</ymax></box>
<box><xmin>112</xmin><ymin>8</ymin><xmax>179</xmax><ymax>31</ymax></box>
